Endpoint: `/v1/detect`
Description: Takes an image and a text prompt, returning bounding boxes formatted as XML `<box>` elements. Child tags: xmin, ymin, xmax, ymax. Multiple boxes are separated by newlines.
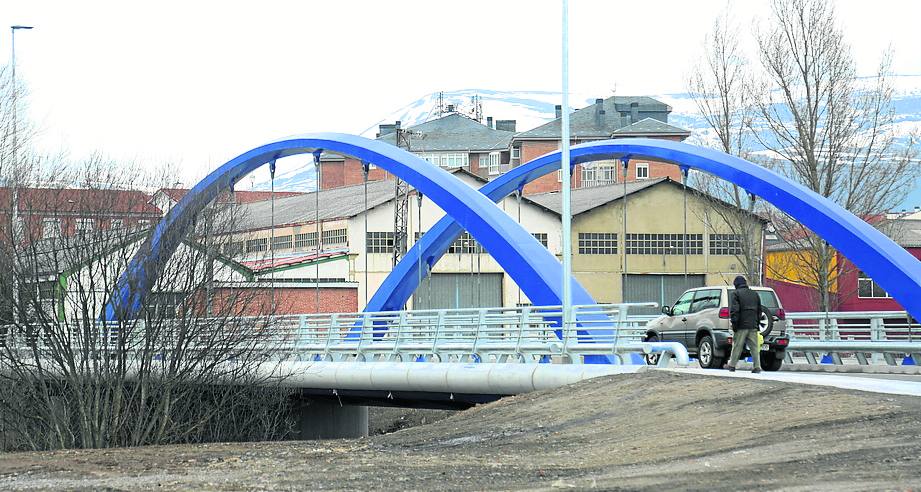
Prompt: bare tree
<box><xmin>688</xmin><ymin>8</ymin><xmax>765</xmax><ymax>284</ymax></box>
<box><xmin>0</xmin><ymin>72</ymin><xmax>294</xmax><ymax>451</ymax></box>
<box><xmin>753</xmin><ymin>0</ymin><xmax>919</xmax><ymax>311</ymax></box>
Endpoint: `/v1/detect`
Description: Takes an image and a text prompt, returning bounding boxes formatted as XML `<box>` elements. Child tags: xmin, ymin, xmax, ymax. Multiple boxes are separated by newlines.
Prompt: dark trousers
<box><xmin>727</xmin><ymin>328</ymin><xmax>761</xmax><ymax>371</ymax></box>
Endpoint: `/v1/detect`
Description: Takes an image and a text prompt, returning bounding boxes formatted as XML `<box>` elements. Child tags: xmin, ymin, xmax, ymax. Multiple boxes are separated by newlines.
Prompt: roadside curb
<box><xmin>779</xmin><ymin>363</ymin><xmax>921</xmax><ymax>375</ymax></box>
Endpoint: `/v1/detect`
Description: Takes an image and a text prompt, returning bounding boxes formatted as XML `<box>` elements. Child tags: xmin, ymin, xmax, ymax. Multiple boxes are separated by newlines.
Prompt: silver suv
<box><xmin>644</xmin><ymin>286</ymin><xmax>790</xmax><ymax>370</ymax></box>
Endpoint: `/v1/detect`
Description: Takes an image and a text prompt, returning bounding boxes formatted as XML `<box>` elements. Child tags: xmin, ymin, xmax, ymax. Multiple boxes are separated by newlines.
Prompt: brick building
<box><xmin>512</xmin><ymin>96</ymin><xmax>690</xmax><ymax>194</ymax></box>
<box><xmin>315</xmin><ymin>112</ymin><xmax>517</xmax><ymax>190</ymax></box>
<box><xmin>0</xmin><ymin>187</ymin><xmax>163</xmax><ymax>242</ymax></box>
<box><xmin>766</xmin><ymin>218</ymin><xmax>921</xmax><ymax>313</ymax></box>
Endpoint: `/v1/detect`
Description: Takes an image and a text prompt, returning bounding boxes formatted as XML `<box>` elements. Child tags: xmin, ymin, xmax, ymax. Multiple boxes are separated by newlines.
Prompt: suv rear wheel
<box><xmin>697</xmin><ymin>335</ymin><xmax>723</xmax><ymax>369</ymax></box>
<box><xmin>761</xmin><ymin>351</ymin><xmax>783</xmax><ymax>371</ymax></box>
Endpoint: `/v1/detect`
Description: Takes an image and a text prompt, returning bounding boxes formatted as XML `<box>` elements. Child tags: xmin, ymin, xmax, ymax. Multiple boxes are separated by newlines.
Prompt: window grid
<box><xmin>532</xmin><ymin>233</ymin><xmax>548</xmax><ymax>248</ymax></box>
<box><xmin>245</xmin><ymin>238</ymin><xmax>268</xmax><ymax>253</ymax></box>
<box><xmin>75</xmin><ymin>217</ymin><xmax>94</xmax><ymax>234</ymax></box>
<box><xmin>366</xmin><ymin>231</ymin><xmax>395</xmax><ymax>253</ymax></box>
<box><xmin>271</xmin><ymin>235</ymin><xmax>293</xmax><ymax>250</ymax></box>
<box><xmin>709</xmin><ymin>233</ymin><xmax>743</xmax><ymax>255</ymax></box>
<box><xmin>578</xmin><ymin>232</ymin><xmax>617</xmax><ymax>255</ymax></box>
<box><xmin>322</xmin><ymin>228</ymin><xmax>347</xmax><ymax>247</ymax></box>
<box><xmin>636</xmin><ymin>163</ymin><xmax>649</xmax><ymax>180</ymax></box>
<box><xmin>857</xmin><ymin>271</ymin><xmax>891</xmax><ymax>298</ymax></box>
<box><xmin>42</xmin><ymin>218</ymin><xmax>61</xmax><ymax>239</ymax></box>
<box><xmin>223</xmin><ymin>241</ymin><xmax>244</xmax><ymax>257</ymax></box>
<box><xmin>417</xmin><ymin>231</ymin><xmax>483</xmax><ymax>254</ymax></box>
<box><xmin>295</xmin><ymin>231</ymin><xmax>318</xmax><ymax>249</ymax></box>
<box><xmin>482</xmin><ymin>152</ymin><xmax>501</xmax><ymax>175</ymax></box>
<box><xmin>625</xmin><ymin>233</ymin><xmax>703</xmax><ymax>255</ymax></box>
<box><xmin>418</xmin><ymin>152</ymin><xmax>469</xmax><ymax>169</ymax></box>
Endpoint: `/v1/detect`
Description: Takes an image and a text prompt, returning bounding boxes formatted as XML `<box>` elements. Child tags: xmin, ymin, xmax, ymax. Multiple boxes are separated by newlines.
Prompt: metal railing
<box><xmin>0</xmin><ymin>303</ymin><xmax>690</xmax><ymax>366</ymax></box>
<box><xmin>781</xmin><ymin>311</ymin><xmax>921</xmax><ymax>366</ymax></box>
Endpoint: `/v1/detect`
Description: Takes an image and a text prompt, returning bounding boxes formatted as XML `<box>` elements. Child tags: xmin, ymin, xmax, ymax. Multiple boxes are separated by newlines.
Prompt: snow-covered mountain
<box><xmin>254</xmin><ymin>75</ymin><xmax>921</xmax><ymax>210</ymax></box>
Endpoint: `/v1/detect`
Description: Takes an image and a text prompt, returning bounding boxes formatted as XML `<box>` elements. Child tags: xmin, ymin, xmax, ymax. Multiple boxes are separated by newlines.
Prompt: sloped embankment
<box><xmin>2</xmin><ymin>371</ymin><xmax>921</xmax><ymax>490</ymax></box>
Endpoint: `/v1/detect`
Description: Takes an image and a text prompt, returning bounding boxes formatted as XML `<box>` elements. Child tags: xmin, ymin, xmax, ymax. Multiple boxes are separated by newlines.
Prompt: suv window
<box><xmin>672</xmin><ymin>291</ymin><xmax>695</xmax><ymax>316</ymax></box>
<box><xmin>728</xmin><ymin>289</ymin><xmax>780</xmax><ymax>308</ymax></box>
<box><xmin>690</xmin><ymin>289</ymin><xmax>720</xmax><ymax>313</ymax></box>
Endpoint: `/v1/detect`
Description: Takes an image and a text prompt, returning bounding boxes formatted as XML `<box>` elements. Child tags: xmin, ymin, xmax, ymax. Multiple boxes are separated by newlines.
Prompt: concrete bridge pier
<box><xmin>293</xmin><ymin>399</ymin><xmax>369</xmax><ymax>440</ymax></box>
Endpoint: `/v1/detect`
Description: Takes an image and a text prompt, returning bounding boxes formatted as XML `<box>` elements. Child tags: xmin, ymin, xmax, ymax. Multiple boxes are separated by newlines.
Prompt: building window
<box><xmin>37</xmin><ymin>281</ymin><xmax>58</xmax><ymax>318</ymax></box>
<box><xmin>42</xmin><ymin>218</ymin><xmax>61</xmax><ymax>239</ymax></box>
<box><xmin>367</xmin><ymin>231</ymin><xmax>395</xmax><ymax>253</ymax></box>
<box><xmin>581</xmin><ymin>165</ymin><xmax>596</xmax><ymax>184</ymax></box>
<box><xmin>625</xmin><ymin>233</ymin><xmax>703</xmax><ymax>255</ymax></box>
<box><xmin>245</xmin><ymin>238</ymin><xmax>268</xmax><ymax>253</ymax></box>
<box><xmin>578</xmin><ymin>232</ymin><xmax>618</xmax><ymax>255</ymax></box>
<box><xmin>709</xmin><ymin>234</ymin><xmax>743</xmax><ymax>255</ymax></box>
<box><xmin>636</xmin><ymin>163</ymin><xmax>649</xmax><ymax>180</ymax></box>
<box><xmin>271</xmin><ymin>235</ymin><xmax>293</xmax><ymax>250</ymax></box>
<box><xmin>532</xmin><ymin>233</ymin><xmax>548</xmax><ymax>247</ymax></box>
<box><xmin>75</xmin><ymin>217</ymin><xmax>95</xmax><ymax>234</ymax></box>
<box><xmin>149</xmin><ymin>292</ymin><xmax>184</xmax><ymax>319</ymax></box>
<box><xmin>295</xmin><ymin>231</ymin><xmax>318</xmax><ymax>250</ymax></box>
<box><xmin>481</xmin><ymin>152</ymin><xmax>501</xmax><ymax>175</ymax></box>
<box><xmin>420</xmin><ymin>231</ymin><xmax>482</xmax><ymax>254</ymax></box>
<box><xmin>110</xmin><ymin>218</ymin><xmax>124</xmax><ymax>230</ymax></box>
<box><xmin>223</xmin><ymin>241</ymin><xmax>244</xmax><ymax>257</ymax></box>
<box><xmin>448</xmin><ymin>232</ymin><xmax>482</xmax><ymax>254</ymax></box>
<box><xmin>857</xmin><ymin>271</ymin><xmax>891</xmax><ymax>298</ymax></box>
<box><xmin>137</xmin><ymin>219</ymin><xmax>151</xmax><ymax>230</ymax></box>
<box><xmin>511</xmin><ymin>146</ymin><xmax>521</xmax><ymax>161</ymax></box>
<box><xmin>418</xmin><ymin>152</ymin><xmax>469</xmax><ymax>169</ymax></box>
<box><xmin>322</xmin><ymin>228</ymin><xmax>347</xmax><ymax>247</ymax></box>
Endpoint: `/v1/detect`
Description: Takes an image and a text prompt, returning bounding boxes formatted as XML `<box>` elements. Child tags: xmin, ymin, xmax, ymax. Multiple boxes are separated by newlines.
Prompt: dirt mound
<box><xmin>3</xmin><ymin>371</ymin><xmax>921</xmax><ymax>490</ymax></box>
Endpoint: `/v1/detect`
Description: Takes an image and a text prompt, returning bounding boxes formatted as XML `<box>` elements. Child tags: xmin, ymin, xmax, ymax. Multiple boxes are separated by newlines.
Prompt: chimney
<box><xmin>595</xmin><ymin>98</ymin><xmax>605</xmax><ymax>123</ymax></box>
<box><xmin>555</xmin><ymin>104</ymin><xmax>562</xmax><ymax>119</ymax></box>
<box><xmin>630</xmin><ymin>102</ymin><xmax>639</xmax><ymax>124</ymax></box>
<box><xmin>496</xmin><ymin>120</ymin><xmax>516</xmax><ymax>132</ymax></box>
<box><xmin>446</xmin><ymin>104</ymin><xmax>455</xmax><ymax>113</ymax></box>
<box><xmin>486</xmin><ymin>116</ymin><xmax>493</xmax><ymax>129</ymax></box>
<box><xmin>376</xmin><ymin>122</ymin><xmax>397</xmax><ymax>137</ymax></box>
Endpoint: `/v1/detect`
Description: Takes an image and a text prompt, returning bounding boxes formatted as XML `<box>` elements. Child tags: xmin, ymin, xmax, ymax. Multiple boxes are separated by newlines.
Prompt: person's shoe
<box><xmin>752</xmin><ymin>368</ymin><xmax>762</xmax><ymax>374</ymax></box>
<box><xmin>724</xmin><ymin>364</ymin><xmax>736</xmax><ymax>372</ymax></box>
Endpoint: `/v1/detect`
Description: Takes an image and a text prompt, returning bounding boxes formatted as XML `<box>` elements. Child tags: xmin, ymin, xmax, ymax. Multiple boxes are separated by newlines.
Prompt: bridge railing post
<box><xmin>393</xmin><ymin>310</ymin><xmax>407</xmax><ymax>360</ymax></box>
<box><xmin>516</xmin><ymin>305</ymin><xmax>531</xmax><ymax>358</ymax></box>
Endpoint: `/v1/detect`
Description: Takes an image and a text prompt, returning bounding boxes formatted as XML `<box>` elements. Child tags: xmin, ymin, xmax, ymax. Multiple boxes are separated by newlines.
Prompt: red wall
<box><xmin>320</xmin><ymin>158</ymin><xmax>393</xmax><ymax>190</ymax></box>
<box><xmin>207</xmin><ymin>286</ymin><xmax>358</xmax><ymax>316</ymax></box>
<box><xmin>836</xmin><ymin>249</ymin><xmax>921</xmax><ymax>312</ymax></box>
<box><xmin>766</xmin><ymin>247</ymin><xmax>921</xmax><ymax>313</ymax></box>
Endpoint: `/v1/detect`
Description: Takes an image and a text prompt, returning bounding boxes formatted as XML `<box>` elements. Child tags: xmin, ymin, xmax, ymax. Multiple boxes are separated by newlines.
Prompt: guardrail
<box><xmin>0</xmin><ymin>303</ymin><xmax>690</xmax><ymax>366</ymax></box>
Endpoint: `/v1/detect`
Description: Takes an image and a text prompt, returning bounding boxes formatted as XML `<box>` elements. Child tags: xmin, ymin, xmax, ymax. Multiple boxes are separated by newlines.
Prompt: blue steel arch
<box><xmin>103</xmin><ymin>133</ymin><xmax>596</xmax><ymax>321</ymax></box>
<box><xmin>373</xmin><ymin>138</ymin><xmax>921</xmax><ymax>322</ymax></box>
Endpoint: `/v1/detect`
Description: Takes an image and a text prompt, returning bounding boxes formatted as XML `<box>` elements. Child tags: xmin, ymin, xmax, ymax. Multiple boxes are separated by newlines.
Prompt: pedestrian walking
<box><xmin>725</xmin><ymin>275</ymin><xmax>762</xmax><ymax>373</ymax></box>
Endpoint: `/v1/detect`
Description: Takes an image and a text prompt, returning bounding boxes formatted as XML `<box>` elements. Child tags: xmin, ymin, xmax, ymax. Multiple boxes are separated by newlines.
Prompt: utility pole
<box><xmin>393</xmin><ymin>124</ymin><xmax>421</xmax><ymax>269</ymax></box>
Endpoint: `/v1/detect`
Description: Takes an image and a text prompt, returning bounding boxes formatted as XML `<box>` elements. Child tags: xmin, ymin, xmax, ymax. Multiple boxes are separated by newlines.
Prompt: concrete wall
<box><xmin>570</xmin><ymin>183</ymin><xmax>764</xmax><ymax>303</ymax></box>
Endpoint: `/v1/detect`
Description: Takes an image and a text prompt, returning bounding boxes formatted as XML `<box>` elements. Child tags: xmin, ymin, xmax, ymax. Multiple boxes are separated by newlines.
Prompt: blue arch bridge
<box><xmin>83</xmin><ymin>134</ymin><xmax>921</xmax><ymax>438</ymax></box>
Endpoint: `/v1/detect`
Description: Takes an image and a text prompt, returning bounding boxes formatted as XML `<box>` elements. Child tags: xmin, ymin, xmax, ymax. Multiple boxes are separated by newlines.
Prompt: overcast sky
<box><xmin>3</xmin><ymin>0</ymin><xmax>920</xmax><ymax>186</ymax></box>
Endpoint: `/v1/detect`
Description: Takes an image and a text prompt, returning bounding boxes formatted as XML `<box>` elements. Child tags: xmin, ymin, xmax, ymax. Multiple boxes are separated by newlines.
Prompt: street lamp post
<box><xmin>10</xmin><ymin>25</ymin><xmax>33</xmax><ymax>234</ymax></box>
<box><xmin>10</xmin><ymin>25</ymin><xmax>33</xmax><ymax>165</ymax></box>
<box><xmin>561</xmin><ymin>0</ymin><xmax>572</xmax><ymax>332</ymax></box>
<box><xmin>8</xmin><ymin>25</ymin><xmax>33</xmax><ymax>326</ymax></box>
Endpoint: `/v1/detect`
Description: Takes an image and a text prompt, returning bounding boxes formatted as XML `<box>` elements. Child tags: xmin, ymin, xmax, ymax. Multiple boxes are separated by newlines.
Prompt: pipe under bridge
<box><xmin>3</xmin><ymin>303</ymin><xmax>688</xmax><ymax>438</ymax></box>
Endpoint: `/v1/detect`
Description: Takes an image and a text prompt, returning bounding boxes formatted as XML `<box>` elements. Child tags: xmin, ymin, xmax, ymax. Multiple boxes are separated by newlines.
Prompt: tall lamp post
<box><xmin>9</xmin><ymin>25</ymin><xmax>33</xmax><ymax>325</ymax></box>
<box><xmin>560</xmin><ymin>0</ymin><xmax>572</xmax><ymax>333</ymax></box>
<box><xmin>10</xmin><ymin>25</ymin><xmax>33</xmax><ymax>234</ymax></box>
<box><xmin>10</xmin><ymin>25</ymin><xmax>33</xmax><ymax>169</ymax></box>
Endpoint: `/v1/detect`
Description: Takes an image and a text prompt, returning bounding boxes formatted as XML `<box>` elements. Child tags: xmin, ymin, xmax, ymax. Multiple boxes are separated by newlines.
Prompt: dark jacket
<box><xmin>730</xmin><ymin>286</ymin><xmax>762</xmax><ymax>332</ymax></box>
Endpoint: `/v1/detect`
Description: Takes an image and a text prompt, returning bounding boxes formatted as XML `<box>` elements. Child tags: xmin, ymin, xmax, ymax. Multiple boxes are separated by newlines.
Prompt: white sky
<box><xmin>3</xmin><ymin>0</ymin><xmax>920</xmax><ymax>186</ymax></box>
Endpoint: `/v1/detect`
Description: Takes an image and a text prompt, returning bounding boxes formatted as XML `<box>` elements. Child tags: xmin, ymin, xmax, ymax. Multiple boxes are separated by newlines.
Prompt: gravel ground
<box><xmin>2</xmin><ymin>370</ymin><xmax>921</xmax><ymax>491</ymax></box>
